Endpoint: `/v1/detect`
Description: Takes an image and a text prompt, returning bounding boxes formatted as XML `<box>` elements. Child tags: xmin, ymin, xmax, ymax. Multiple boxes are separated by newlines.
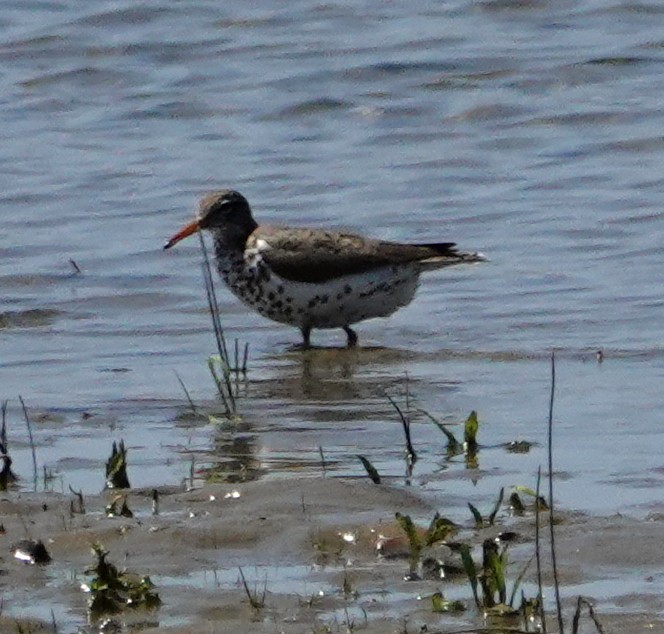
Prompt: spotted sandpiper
<box><xmin>165</xmin><ymin>190</ymin><xmax>485</xmax><ymax>348</ymax></box>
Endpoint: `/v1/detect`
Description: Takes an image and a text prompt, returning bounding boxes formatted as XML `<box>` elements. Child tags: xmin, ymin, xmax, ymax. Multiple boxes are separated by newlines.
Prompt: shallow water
<box><xmin>2</xmin><ymin>0</ymin><xmax>664</xmax><ymax>629</ymax></box>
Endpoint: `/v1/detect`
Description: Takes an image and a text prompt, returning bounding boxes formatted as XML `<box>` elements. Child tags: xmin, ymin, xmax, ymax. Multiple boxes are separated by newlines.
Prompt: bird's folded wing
<box><xmin>249</xmin><ymin>226</ymin><xmax>458</xmax><ymax>284</ymax></box>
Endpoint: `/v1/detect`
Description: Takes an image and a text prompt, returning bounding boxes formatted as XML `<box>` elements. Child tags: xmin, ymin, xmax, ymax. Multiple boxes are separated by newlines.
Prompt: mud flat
<box><xmin>2</xmin><ymin>471</ymin><xmax>664</xmax><ymax>633</ymax></box>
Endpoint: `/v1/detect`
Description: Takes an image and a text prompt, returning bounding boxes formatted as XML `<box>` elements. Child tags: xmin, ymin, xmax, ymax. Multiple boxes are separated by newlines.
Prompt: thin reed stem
<box><xmin>198</xmin><ymin>229</ymin><xmax>236</xmax><ymax>414</ymax></box>
<box><xmin>572</xmin><ymin>596</ymin><xmax>606</xmax><ymax>634</ymax></box>
<box><xmin>547</xmin><ymin>352</ymin><xmax>564</xmax><ymax>633</ymax></box>
<box><xmin>18</xmin><ymin>396</ymin><xmax>38</xmax><ymax>489</ymax></box>
<box><xmin>174</xmin><ymin>371</ymin><xmax>198</xmax><ymax>415</ymax></box>
<box><xmin>242</xmin><ymin>342</ymin><xmax>249</xmax><ymax>374</ymax></box>
<box><xmin>318</xmin><ymin>446</ymin><xmax>326</xmax><ymax>476</ymax></box>
<box><xmin>1</xmin><ymin>400</ymin><xmax>8</xmax><ymax>449</ymax></box>
<box><xmin>198</xmin><ymin>230</ymin><xmax>230</xmax><ymax>362</ymax></box>
<box><xmin>386</xmin><ymin>393</ymin><xmax>417</xmax><ymax>463</ymax></box>
<box><xmin>535</xmin><ymin>466</ymin><xmax>547</xmax><ymax>633</ymax></box>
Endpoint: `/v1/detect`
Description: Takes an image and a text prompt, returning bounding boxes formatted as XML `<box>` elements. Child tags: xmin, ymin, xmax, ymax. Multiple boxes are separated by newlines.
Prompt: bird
<box><xmin>164</xmin><ymin>190</ymin><xmax>485</xmax><ymax>348</ymax></box>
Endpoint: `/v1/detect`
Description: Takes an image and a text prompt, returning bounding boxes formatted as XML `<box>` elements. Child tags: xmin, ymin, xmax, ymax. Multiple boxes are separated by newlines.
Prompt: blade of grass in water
<box><xmin>417</xmin><ymin>408</ymin><xmax>460</xmax><ymax>451</ymax></box>
<box><xmin>357</xmin><ymin>455</ymin><xmax>381</xmax><ymax>484</ymax></box>
<box><xmin>198</xmin><ymin>228</ymin><xmax>236</xmax><ymax>414</ymax></box>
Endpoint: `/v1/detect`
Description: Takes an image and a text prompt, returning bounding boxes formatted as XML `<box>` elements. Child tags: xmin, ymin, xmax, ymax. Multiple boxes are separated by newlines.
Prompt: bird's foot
<box><xmin>300</xmin><ymin>326</ymin><xmax>312</xmax><ymax>350</ymax></box>
<box><xmin>343</xmin><ymin>326</ymin><xmax>358</xmax><ymax>348</ymax></box>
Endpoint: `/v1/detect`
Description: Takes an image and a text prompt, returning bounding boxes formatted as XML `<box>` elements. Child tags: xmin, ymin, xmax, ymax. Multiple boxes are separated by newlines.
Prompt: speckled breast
<box><xmin>215</xmin><ymin>251</ymin><xmax>421</xmax><ymax>330</ymax></box>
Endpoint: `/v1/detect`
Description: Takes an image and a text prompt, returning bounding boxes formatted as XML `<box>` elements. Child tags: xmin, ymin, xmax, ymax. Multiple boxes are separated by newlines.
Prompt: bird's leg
<box><xmin>343</xmin><ymin>326</ymin><xmax>358</xmax><ymax>348</ymax></box>
<box><xmin>300</xmin><ymin>325</ymin><xmax>312</xmax><ymax>349</ymax></box>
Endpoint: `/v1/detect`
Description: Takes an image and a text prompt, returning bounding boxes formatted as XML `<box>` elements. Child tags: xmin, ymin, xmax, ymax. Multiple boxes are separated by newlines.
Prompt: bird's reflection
<box><xmin>264</xmin><ymin>344</ymin><xmax>421</xmax><ymax>402</ymax></box>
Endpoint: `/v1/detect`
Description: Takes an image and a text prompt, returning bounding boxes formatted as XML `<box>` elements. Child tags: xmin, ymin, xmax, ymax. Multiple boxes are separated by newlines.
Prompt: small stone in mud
<box><xmin>12</xmin><ymin>539</ymin><xmax>51</xmax><ymax>565</ymax></box>
<box><xmin>505</xmin><ymin>440</ymin><xmax>532</xmax><ymax>453</ymax></box>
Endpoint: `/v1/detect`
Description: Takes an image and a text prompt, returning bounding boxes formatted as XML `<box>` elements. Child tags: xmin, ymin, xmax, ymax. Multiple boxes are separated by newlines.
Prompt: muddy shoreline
<box><xmin>3</xmin><ymin>471</ymin><xmax>664</xmax><ymax>633</ymax></box>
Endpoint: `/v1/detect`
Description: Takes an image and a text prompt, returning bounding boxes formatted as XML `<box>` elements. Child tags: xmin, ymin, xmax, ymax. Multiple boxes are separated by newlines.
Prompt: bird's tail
<box><xmin>418</xmin><ymin>242</ymin><xmax>487</xmax><ymax>270</ymax></box>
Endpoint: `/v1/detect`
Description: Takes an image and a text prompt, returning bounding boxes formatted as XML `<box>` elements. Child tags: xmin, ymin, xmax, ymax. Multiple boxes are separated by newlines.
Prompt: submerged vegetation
<box><xmin>83</xmin><ymin>543</ymin><xmax>161</xmax><ymax>617</ymax></box>
<box><xmin>421</xmin><ymin>408</ymin><xmax>480</xmax><ymax>467</ymax></box>
<box><xmin>105</xmin><ymin>439</ymin><xmax>130</xmax><ymax>489</ymax></box>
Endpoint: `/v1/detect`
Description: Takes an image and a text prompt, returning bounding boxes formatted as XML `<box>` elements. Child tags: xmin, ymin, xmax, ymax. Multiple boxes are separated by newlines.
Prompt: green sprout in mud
<box><xmin>392</xmin><ymin>490</ymin><xmax>538</xmax><ymax>623</ymax></box>
<box><xmin>468</xmin><ymin>487</ymin><xmax>505</xmax><ymax>528</ymax></box>
<box><xmin>395</xmin><ymin>512</ymin><xmax>458</xmax><ymax>576</ymax></box>
<box><xmin>84</xmin><ymin>543</ymin><xmax>161</xmax><ymax>617</ymax></box>
<box><xmin>396</xmin><ymin>512</ymin><xmax>422</xmax><ymax>565</ymax></box>
<box><xmin>456</xmin><ymin>538</ymin><xmax>534</xmax><ymax>621</ymax></box>
<box><xmin>105</xmin><ymin>440</ymin><xmax>130</xmax><ymax>489</ymax></box>
<box><xmin>510</xmin><ymin>485</ymin><xmax>549</xmax><ymax>515</ymax></box>
<box><xmin>421</xmin><ymin>409</ymin><xmax>480</xmax><ymax>467</ymax></box>
<box><xmin>431</xmin><ymin>591</ymin><xmax>465</xmax><ymax>613</ymax></box>
<box><xmin>464</xmin><ymin>410</ymin><xmax>479</xmax><ymax>451</ymax></box>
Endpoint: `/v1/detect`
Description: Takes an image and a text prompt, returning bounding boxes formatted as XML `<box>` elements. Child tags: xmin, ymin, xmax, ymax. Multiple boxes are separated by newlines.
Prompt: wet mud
<box><xmin>3</xmin><ymin>474</ymin><xmax>664</xmax><ymax>632</ymax></box>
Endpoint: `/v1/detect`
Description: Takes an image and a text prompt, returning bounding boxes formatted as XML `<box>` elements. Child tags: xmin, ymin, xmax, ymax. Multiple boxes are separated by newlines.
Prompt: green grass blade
<box><xmin>417</xmin><ymin>409</ymin><xmax>460</xmax><ymax>451</ymax></box>
<box><xmin>425</xmin><ymin>514</ymin><xmax>457</xmax><ymax>546</ymax></box>
<box><xmin>513</xmin><ymin>485</ymin><xmax>549</xmax><ymax>510</ymax></box>
<box><xmin>488</xmin><ymin>487</ymin><xmax>505</xmax><ymax>526</ymax></box>
<box><xmin>464</xmin><ymin>410</ymin><xmax>479</xmax><ymax>449</ymax></box>
<box><xmin>458</xmin><ymin>544</ymin><xmax>480</xmax><ymax>609</ymax></box>
<box><xmin>395</xmin><ymin>512</ymin><xmax>422</xmax><ymax>559</ymax></box>
<box><xmin>468</xmin><ymin>502</ymin><xmax>483</xmax><ymax>528</ymax></box>
<box><xmin>509</xmin><ymin>554</ymin><xmax>534</xmax><ymax>607</ymax></box>
<box><xmin>357</xmin><ymin>455</ymin><xmax>381</xmax><ymax>484</ymax></box>
<box><xmin>509</xmin><ymin>492</ymin><xmax>526</xmax><ymax>513</ymax></box>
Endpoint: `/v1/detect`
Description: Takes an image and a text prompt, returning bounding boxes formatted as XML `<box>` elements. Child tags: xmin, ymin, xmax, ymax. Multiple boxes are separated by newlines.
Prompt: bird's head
<box><xmin>164</xmin><ymin>190</ymin><xmax>257</xmax><ymax>249</ymax></box>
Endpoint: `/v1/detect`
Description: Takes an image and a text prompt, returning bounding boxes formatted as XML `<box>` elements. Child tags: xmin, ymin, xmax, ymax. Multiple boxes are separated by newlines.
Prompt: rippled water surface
<box><xmin>2</xmin><ymin>0</ymin><xmax>664</xmax><ymax>628</ymax></box>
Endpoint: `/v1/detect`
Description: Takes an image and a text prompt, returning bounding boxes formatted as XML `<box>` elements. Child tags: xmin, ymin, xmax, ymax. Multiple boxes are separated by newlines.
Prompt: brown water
<box><xmin>2</xmin><ymin>0</ymin><xmax>664</xmax><ymax>630</ymax></box>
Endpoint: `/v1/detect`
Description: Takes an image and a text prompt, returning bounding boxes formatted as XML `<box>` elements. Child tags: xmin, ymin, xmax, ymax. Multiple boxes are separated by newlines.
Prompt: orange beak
<box><xmin>163</xmin><ymin>219</ymin><xmax>199</xmax><ymax>249</ymax></box>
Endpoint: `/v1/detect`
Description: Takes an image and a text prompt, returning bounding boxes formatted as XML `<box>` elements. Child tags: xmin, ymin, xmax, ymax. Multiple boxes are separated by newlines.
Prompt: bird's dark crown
<box><xmin>198</xmin><ymin>190</ymin><xmax>255</xmax><ymax>230</ymax></box>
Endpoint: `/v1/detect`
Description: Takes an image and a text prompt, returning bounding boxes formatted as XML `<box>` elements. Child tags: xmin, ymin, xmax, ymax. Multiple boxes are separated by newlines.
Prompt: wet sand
<box><xmin>3</xmin><ymin>474</ymin><xmax>664</xmax><ymax>632</ymax></box>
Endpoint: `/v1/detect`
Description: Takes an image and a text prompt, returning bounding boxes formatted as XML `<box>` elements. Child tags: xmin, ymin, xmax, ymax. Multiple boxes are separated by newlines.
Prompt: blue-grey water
<box><xmin>1</xmin><ymin>0</ymin><xmax>664</xmax><ymax>627</ymax></box>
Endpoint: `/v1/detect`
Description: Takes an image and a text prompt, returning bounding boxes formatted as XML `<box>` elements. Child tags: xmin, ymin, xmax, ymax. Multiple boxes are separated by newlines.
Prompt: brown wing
<box><xmin>248</xmin><ymin>226</ymin><xmax>462</xmax><ymax>284</ymax></box>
